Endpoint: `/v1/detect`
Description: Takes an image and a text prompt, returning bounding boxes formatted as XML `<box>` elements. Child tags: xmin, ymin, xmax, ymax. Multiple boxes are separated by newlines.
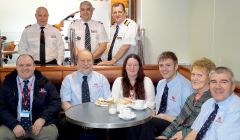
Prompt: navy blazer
<box><xmin>0</xmin><ymin>70</ymin><xmax>61</xmax><ymax>130</ymax></box>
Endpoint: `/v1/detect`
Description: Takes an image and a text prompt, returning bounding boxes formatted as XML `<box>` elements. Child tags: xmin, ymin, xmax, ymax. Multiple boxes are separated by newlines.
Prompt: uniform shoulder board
<box><xmin>25</xmin><ymin>24</ymin><xmax>31</xmax><ymax>28</ymax></box>
<box><xmin>98</xmin><ymin>21</ymin><xmax>103</xmax><ymax>24</ymax></box>
<box><xmin>70</xmin><ymin>20</ymin><xmax>77</xmax><ymax>25</ymax></box>
<box><xmin>124</xmin><ymin>20</ymin><xmax>130</xmax><ymax>26</ymax></box>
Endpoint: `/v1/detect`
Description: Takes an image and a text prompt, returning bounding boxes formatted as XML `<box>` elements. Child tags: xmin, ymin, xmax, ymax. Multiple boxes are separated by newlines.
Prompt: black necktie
<box><xmin>196</xmin><ymin>103</ymin><xmax>219</xmax><ymax>140</ymax></box>
<box><xmin>108</xmin><ymin>25</ymin><xmax>119</xmax><ymax>60</ymax></box>
<box><xmin>40</xmin><ymin>27</ymin><xmax>45</xmax><ymax>65</ymax></box>
<box><xmin>84</xmin><ymin>23</ymin><xmax>91</xmax><ymax>51</ymax></box>
<box><xmin>158</xmin><ymin>84</ymin><xmax>168</xmax><ymax>114</ymax></box>
<box><xmin>82</xmin><ymin>76</ymin><xmax>90</xmax><ymax>103</ymax></box>
<box><xmin>20</xmin><ymin>80</ymin><xmax>31</xmax><ymax>129</ymax></box>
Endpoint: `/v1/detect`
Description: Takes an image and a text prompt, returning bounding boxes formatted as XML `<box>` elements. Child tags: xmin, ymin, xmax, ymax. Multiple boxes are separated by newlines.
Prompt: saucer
<box><xmin>129</xmin><ymin>104</ymin><xmax>147</xmax><ymax>110</ymax></box>
<box><xmin>118</xmin><ymin>113</ymin><xmax>136</xmax><ymax>120</ymax></box>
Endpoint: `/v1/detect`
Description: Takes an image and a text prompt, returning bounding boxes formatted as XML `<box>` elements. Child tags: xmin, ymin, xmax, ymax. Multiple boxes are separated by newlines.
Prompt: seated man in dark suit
<box><xmin>0</xmin><ymin>54</ymin><xmax>61</xmax><ymax>140</ymax></box>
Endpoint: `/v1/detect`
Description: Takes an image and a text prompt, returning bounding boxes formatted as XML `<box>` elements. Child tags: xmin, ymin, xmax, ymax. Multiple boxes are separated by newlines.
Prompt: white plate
<box><xmin>129</xmin><ymin>104</ymin><xmax>147</xmax><ymax>110</ymax></box>
<box><xmin>95</xmin><ymin>101</ymin><xmax>108</xmax><ymax>107</ymax></box>
<box><xmin>118</xmin><ymin>113</ymin><xmax>136</xmax><ymax>120</ymax></box>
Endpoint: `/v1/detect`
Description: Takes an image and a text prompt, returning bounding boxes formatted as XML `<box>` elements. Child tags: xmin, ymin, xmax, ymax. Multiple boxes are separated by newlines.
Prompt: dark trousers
<box><xmin>59</xmin><ymin>118</ymin><xmax>105</xmax><ymax>140</ymax></box>
<box><xmin>34</xmin><ymin>59</ymin><xmax>58</xmax><ymax>66</ymax></box>
<box><xmin>127</xmin><ymin>117</ymin><xmax>171</xmax><ymax>140</ymax></box>
<box><xmin>108</xmin><ymin>128</ymin><xmax>127</xmax><ymax>140</ymax></box>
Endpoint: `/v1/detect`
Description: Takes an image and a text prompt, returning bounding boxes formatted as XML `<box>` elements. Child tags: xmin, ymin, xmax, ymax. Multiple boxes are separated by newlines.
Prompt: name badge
<box><xmin>20</xmin><ymin>110</ymin><xmax>30</xmax><ymax>118</ymax></box>
<box><xmin>117</xmin><ymin>37</ymin><xmax>122</xmax><ymax>40</ymax></box>
<box><xmin>51</xmin><ymin>35</ymin><xmax>56</xmax><ymax>38</ymax></box>
<box><xmin>76</xmin><ymin>36</ymin><xmax>81</xmax><ymax>40</ymax></box>
<box><xmin>91</xmin><ymin>30</ymin><xmax>97</xmax><ymax>33</ymax></box>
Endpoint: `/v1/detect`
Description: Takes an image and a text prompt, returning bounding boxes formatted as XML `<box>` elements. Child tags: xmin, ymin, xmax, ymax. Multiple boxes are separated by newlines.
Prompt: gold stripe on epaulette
<box><xmin>124</xmin><ymin>20</ymin><xmax>130</xmax><ymax>26</ymax></box>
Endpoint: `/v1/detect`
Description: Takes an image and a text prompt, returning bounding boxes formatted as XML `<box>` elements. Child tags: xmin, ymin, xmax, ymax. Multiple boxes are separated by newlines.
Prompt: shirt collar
<box><xmin>214</xmin><ymin>93</ymin><xmax>235</xmax><ymax>109</ymax></box>
<box><xmin>165</xmin><ymin>72</ymin><xmax>179</xmax><ymax>88</ymax></box>
<box><xmin>17</xmin><ymin>76</ymin><xmax>35</xmax><ymax>84</ymax></box>
<box><xmin>36</xmin><ymin>23</ymin><xmax>49</xmax><ymax>29</ymax></box>
<box><xmin>116</xmin><ymin>18</ymin><xmax>128</xmax><ymax>28</ymax></box>
<box><xmin>80</xmin><ymin>19</ymin><xmax>92</xmax><ymax>25</ymax></box>
<box><xmin>77</xmin><ymin>71</ymin><xmax>93</xmax><ymax>79</ymax></box>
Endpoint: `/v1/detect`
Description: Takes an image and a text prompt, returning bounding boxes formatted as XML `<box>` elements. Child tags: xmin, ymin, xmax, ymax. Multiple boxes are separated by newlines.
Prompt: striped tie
<box><xmin>84</xmin><ymin>23</ymin><xmax>91</xmax><ymax>51</ymax></box>
<box><xmin>108</xmin><ymin>25</ymin><xmax>119</xmax><ymax>60</ymax></box>
<box><xmin>196</xmin><ymin>103</ymin><xmax>219</xmax><ymax>140</ymax></box>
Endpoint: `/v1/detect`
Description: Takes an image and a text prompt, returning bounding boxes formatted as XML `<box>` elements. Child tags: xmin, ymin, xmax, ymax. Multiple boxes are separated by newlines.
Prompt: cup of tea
<box><xmin>120</xmin><ymin>107</ymin><xmax>132</xmax><ymax>117</ymax></box>
<box><xmin>134</xmin><ymin>100</ymin><xmax>145</xmax><ymax>108</ymax></box>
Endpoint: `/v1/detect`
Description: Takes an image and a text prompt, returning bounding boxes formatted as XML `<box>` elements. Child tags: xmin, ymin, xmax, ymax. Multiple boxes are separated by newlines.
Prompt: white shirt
<box><xmin>68</xmin><ymin>19</ymin><xmax>108</xmax><ymax>55</ymax></box>
<box><xmin>19</xmin><ymin>24</ymin><xmax>65</xmax><ymax>65</ymax></box>
<box><xmin>102</xmin><ymin>18</ymin><xmax>138</xmax><ymax>65</ymax></box>
<box><xmin>111</xmin><ymin>76</ymin><xmax>155</xmax><ymax>109</ymax></box>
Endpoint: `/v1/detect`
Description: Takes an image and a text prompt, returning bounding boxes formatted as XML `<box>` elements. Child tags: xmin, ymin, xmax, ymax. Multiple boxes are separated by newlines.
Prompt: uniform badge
<box><xmin>39</xmin><ymin>88</ymin><xmax>47</xmax><ymax>95</ymax></box>
<box><xmin>92</xmin><ymin>83</ymin><xmax>100</xmax><ymax>88</ymax></box>
<box><xmin>170</xmin><ymin>96</ymin><xmax>176</xmax><ymax>102</ymax></box>
<box><xmin>216</xmin><ymin>116</ymin><xmax>222</xmax><ymax>123</ymax></box>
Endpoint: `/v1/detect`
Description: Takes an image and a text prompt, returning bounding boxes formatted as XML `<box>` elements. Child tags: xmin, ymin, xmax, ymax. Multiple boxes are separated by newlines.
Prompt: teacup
<box><xmin>120</xmin><ymin>107</ymin><xmax>132</xmax><ymax>117</ymax></box>
<box><xmin>134</xmin><ymin>100</ymin><xmax>145</xmax><ymax>108</ymax></box>
<box><xmin>117</xmin><ymin>103</ymin><xmax>126</xmax><ymax>113</ymax></box>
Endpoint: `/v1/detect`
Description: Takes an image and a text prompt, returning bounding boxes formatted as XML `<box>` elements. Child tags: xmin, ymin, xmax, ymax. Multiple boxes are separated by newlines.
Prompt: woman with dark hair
<box><xmin>112</xmin><ymin>54</ymin><xmax>155</xmax><ymax>109</ymax></box>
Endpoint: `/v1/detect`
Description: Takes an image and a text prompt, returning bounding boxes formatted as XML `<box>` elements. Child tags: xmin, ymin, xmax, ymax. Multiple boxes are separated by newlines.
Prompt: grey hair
<box><xmin>209</xmin><ymin>66</ymin><xmax>235</xmax><ymax>83</ymax></box>
<box><xmin>80</xmin><ymin>1</ymin><xmax>95</xmax><ymax>10</ymax></box>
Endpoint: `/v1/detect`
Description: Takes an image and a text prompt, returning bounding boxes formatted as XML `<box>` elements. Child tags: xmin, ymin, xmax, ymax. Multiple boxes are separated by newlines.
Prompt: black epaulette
<box><xmin>70</xmin><ymin>20</ymin><xmax>77</xmax><ymax>25</ymax></box>
<box><xmin>25</xmin><ymin>24</ymin><xmax>31</xmax><ymax>28</ymax></box>
<box><xmin>98</xmin><ymin>21</ymin><xmax>103</xmax><ymax>24</ymax></box>
<box><xmin>124</xmin><ymin>20</ymin><xmax>130</xmax><ymax>26</ymax></box>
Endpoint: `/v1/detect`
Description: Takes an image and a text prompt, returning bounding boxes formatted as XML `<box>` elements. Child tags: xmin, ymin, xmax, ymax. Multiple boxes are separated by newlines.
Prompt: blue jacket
<box><xmin>0</xmin><ymin>70</ymin><xmax>61</xmax><ymax>130</ymax></box>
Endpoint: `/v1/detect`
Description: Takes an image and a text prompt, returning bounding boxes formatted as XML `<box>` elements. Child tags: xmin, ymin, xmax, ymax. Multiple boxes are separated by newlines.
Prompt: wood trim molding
<box><xmin>0</xmin><ymin>65</ymin><xmax>239</xmax><ymax>94</ymax></box>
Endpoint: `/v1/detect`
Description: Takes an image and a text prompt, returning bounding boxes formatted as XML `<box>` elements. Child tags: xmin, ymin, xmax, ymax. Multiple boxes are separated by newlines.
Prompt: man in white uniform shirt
<box><xmin>68</xmin><ymin>1</ymin><xmax>108</xmax><ymax>64</ymax></box>
<box><xmin>19</xmin><ymin>7</ymin><xmax>65</xmax><ymax>65</ymax></box>
<box><xmin>98</xmin><ymin>2</ymin><xmax>138</xmax><ymax>66</ymax></box>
